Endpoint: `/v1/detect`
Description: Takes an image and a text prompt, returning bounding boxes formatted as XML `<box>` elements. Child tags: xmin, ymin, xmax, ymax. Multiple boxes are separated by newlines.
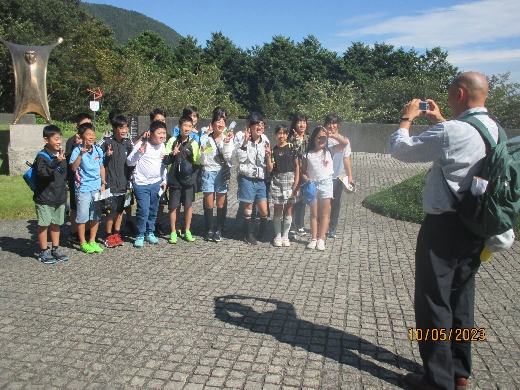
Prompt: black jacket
<box><xmin>33</xmin><ymin>148</ymin><xmax>68</xmax><ymax>206</ymax></box>
<box><xmin>163</xmin><ymin>137</ymin><xmax>200</xmax><ymax>189</ymax></box>
<box><xmin>98</xmin><ymin>136</ymin><xmax>134</xmax><ymax>193</ymax></box>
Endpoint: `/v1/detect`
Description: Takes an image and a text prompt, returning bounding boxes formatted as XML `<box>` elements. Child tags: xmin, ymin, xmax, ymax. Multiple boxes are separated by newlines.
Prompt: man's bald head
<box><xmin>448</xmin><ymin>72</ymin><xmax>488</xmax><ymax>117</ymax></box>
<box><xmin>450</xmin><ymin>72</ymin><xmax>488</xmax><ymax>104</ymax></box>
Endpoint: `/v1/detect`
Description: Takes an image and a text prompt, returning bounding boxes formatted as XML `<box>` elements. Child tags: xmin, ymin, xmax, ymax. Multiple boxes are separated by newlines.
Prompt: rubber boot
<box><xmin>243</xmin><ymin>218</ymin><xmax>257</xmax><ymax>245</ymax></box>
<box><xmin>256</xmin><ymin>216</ymin><xmax>267</xmax><ymax>242</ymax></box>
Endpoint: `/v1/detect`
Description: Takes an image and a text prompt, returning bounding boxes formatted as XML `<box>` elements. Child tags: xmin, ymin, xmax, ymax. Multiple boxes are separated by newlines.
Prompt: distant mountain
<box><xmin>81</xmin><ymin>2</ymin><xmax>182</xmax><ymax>48</ymax></box>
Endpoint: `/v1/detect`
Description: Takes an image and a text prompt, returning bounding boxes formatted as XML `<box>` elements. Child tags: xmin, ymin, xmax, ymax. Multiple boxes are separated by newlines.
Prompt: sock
<box><xmin>283</xmin><ymin>216</ymin><xmax>292</xmax><ymax>238</ymax></box>
<box><xmin>216</xmin><ymin>207</ymin><xmax>223</xmax><ymax>232</ymax></box>
<box><xmin>52</xmin><ymin>246</ymin><xmax>58</xmax><ymax>251</ymax></box>
<box><xmin>204</xmin><ymin>208</ymin><xmax>214</xmax><ymax>232</ymax></box>
<box><xmin>273</xmin><ymin>215</ymin><xmax>283</xmax><ymax>238</ymax></box>
<box><xmin>114</xmin><ymin>230</ymin><xmax>120</xmax><ymax>236</ymax></box>
<box><xmin>257</xmin><ymin>216</ymin><xmax>267</xmax><ymax>240</ymax></box>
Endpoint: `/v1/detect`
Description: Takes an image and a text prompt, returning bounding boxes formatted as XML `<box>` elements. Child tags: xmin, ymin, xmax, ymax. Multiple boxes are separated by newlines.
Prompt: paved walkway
<box><xmin>0</xmin><ymin>153</ymin><xmax>518</xmax><ymax>389</ymax></box>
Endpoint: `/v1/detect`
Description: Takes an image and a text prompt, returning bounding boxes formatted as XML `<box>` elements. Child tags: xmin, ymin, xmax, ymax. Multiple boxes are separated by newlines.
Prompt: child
<box><xmin>65</xmin><ymin>113</ymin><xmax>92</xmax><ymax>244</ymax></box>
<box><xmin>98</xmin><ymin>114</ymin><xmax>134</xmax><ymax>248</ymax></box>
<box><xmin>287</xmin><ymin>113</ymin><xmax>310</xmax><ymax>237</ymax></box>
<box><xmin>234</xmin><ymin>112</ymin><xmax>270</xmax><ymax>245</ymax></box>
<box><xmin>324</xmin><ymin>113</ymin><xmax>354</xmax><ymax>238</ymax></box>
<box><xmin>69</xmin><ymin>123</ymin><xmax>106</xmax><ymax>254</ymax></box>
<box><xmin>108</xmin><ymin>108</ymin><xmax>137</xmax><ymax>235</ymax></box>
<box><xmin>163</xmin><ymin>116</ymin><xmax>201</xmax><ymax>244</ymax></box>
<box><xmin>301</xmin><ymin>126</ymin><xmax>349</xmax><ymax>251</ymax></box>
<box><xmin>199</xmin><ymin>111</ymin><xmax>234</xmax><ymax>242</ymax></box>
<box><xmin>126</xmin><ymin>120</ymin><xmax>168</xmax><ymax>247</ymax></box>
<box><xmin>34</xmin><ymin>125</ymin><xmax>69</xmax><ymax>264</ymax></box>
<box><xmin>148</xmin><ymin>108</ymin><xmax>169</xmax><ymax>237</ymax></box>
<box><xmin>173</xmin><ymin>106</ymin><xmax>200</xmax><ymax>142</ymax></box>
<box><xmin>266</xmin><ymin>125</ymin><xmax>299</xmax><ymax>247</ymax></box>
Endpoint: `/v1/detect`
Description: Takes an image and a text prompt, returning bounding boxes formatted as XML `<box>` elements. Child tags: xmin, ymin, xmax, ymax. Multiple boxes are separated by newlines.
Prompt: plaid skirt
<box><xmin>269</xmin><ymin>172</ymin><xmax>297</xmax><ymax>204</ymax></box>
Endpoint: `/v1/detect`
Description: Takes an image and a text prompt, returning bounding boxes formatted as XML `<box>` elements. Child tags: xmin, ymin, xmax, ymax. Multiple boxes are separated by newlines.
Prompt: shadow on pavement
<box><xmin>214</xmin><ymin>295</ymin><xmax>422</xmax><ymax>387</ymax></box>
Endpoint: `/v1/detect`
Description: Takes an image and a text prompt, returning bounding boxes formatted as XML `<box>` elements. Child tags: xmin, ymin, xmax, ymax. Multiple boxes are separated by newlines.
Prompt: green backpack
<box><xmin>453</xmin><ymin>113</ymin><xmax>520</xmax><ymax>237</ymax></box>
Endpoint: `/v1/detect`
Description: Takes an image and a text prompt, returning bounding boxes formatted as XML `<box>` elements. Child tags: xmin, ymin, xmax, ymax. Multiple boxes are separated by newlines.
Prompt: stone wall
<box><xmin>0</xmin><ymin>113</ymin><xmax>36</xmax><ymax>125</ymax></box>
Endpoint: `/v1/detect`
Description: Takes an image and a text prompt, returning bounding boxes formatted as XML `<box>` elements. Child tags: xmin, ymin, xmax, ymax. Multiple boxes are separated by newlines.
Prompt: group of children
<box><xmin>32</xmin><ymin>107</ymin><xmax>354</xmax><ymax>263</ymax></box>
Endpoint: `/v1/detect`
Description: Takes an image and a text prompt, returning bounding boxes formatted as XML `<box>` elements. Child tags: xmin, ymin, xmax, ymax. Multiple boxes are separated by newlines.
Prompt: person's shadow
<box><xmin>214</xmin><ymin>295</ymin><xmax>422</xmax><ymax>387</ymax></box>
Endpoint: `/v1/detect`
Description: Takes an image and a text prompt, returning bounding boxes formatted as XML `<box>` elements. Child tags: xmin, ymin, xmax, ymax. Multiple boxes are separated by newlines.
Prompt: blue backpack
<box><xmin>302</xmin><ymin>181</ymin><xmax>317</xmax><ymax>205</ymax></box>
<box><xmin>23</xmin><ymin>151</ymin><xmax>53</xmax><ymax>191</ymax></box>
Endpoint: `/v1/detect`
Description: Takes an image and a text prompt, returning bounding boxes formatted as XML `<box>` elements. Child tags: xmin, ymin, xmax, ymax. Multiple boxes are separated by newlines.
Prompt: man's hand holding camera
<box><xmin>401</xmin><ymin>98</ymin><xmax>446</xmax><ymax>130</ymax></box>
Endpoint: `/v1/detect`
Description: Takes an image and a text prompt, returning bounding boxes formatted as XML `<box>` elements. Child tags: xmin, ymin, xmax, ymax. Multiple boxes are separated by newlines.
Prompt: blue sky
<box><xmin>87</xmin><ymin>0</ymin><xmax>520</xmax><ymax>82</ymax></box>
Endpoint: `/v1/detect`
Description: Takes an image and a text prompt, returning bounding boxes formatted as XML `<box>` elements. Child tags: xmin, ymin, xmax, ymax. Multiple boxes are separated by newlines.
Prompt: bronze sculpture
<box><xmin>0</xmin><ymin>37</ymin><xmax>63</xmax><ymax>124</ymax></box>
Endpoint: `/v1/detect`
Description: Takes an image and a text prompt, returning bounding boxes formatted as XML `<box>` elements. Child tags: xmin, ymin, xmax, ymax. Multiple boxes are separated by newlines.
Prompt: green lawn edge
<box><xmin>362</xmin><ymin>171</ymin><xmax>520</xmax><ymax>236</ymax></box>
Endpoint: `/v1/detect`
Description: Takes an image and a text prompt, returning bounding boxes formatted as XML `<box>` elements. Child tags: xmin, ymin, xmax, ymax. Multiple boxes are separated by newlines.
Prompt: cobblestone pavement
<box><xmin>0</xmin><ymin>153</ymin><xmax>518</xmax><ymax>389</ymax></box>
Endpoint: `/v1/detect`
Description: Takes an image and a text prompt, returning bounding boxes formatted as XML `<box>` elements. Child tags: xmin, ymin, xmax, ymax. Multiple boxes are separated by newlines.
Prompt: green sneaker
<box><xmin>80</xmin><ymin>242</ymin><xmax>95</xmax><ymax>254</ymax></box>
<box><xmin>88</xmin><ymin>241</ymin><xmax>104</xmax><ymax>253</ymax></box>
<box><xmin>184</xmin><ymin>230</ymin><xmax>195</xmax><ymax>242</ymax></box>
<box><xmin>168</xmin><ymin>231</ymin><xmax>177</xmax><ymax>244</ymax></box>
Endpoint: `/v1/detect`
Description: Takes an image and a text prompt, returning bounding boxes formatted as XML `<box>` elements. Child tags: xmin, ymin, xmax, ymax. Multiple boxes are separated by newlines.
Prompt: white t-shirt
<box><xmin>306</xmin><ymin>149</ymin><xmax>333</xmax><ymax>182</ymax></box>
<box><xmin>328</xmin><ymin>138</ymin><xmax>352</xmax><ymax>178</ymax></box>
<box><xmin>127</xmin><ymin>140</ymin><xmax>167</xmax><ymax>185</ymax></box>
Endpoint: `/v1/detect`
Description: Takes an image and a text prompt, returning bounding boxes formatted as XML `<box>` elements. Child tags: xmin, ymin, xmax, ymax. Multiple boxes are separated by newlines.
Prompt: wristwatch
<box><xmin>400</xmin><ymin>117</ymin><xmax>413</xmax><ymax>123</ymax></box>
<box><xmin>102</xmin><ymin>181</ymin><xmax>107</xmax><ymax>185</ymax></box>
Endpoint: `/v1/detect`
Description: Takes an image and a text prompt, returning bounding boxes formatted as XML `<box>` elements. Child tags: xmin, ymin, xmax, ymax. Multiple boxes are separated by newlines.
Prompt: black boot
<box><xmin>204</xmin><ymin>208</ymin><xmax>214</xmax><ymax>241</ymax></box>
<box><xmin>216</xmin><ymin>207</ymin><xmax>224</xmax><ymax>233</ymax></box>
<box><xmin>256</xmin><ymin>216</ymin><xmax>267</xmax><ymax>242</ymax></box>
<box><xmin>243</xmin><ymin>218</ymin><xmax>257</xmax><ymax>245</ymax></box>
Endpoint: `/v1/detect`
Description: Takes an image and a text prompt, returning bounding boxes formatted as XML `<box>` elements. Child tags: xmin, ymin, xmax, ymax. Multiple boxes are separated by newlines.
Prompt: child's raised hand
<box><xmin>172</xmin><ymin>142</ymin><xmax>181</xmax><ymax>156</ymax></box>
<box><xmin>138</xmin><ymin>140</ymin><xmax>147</xmax><ymax>153</ymax></box>
<box><xmin>200</xmin><ymin>145</ymin><xmax>206</xmax><ymax>153</ymax></box>
<box><xmin>80</xmin><ymin>143</ymin><xmax>89</xmax><ymax>155</ymax></box>
<box><xmin>224</xmin><ymin>130</ymin><xmax>234</xmax><ymax>143</ymax></box>
<box><xmin>265</xmin><ymin>144</ymin><xmax>271</xmax><ymax>157</ymax></box>
<box><xmin>106</xmin><ymin>144</ymin><xmax>113</xmax><ymax>157</ymax></box>
<box><xmin>57</xmin><ymin>148</ymin><xmax>65</xmax><ymax>162</ymax></box>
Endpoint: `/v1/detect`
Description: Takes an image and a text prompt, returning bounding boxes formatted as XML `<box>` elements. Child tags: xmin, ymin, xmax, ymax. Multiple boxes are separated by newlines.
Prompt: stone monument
<box><xmin>0</xmin><ymin>37</ymin><xmax>62</xmax><ymax>175</ymax></box>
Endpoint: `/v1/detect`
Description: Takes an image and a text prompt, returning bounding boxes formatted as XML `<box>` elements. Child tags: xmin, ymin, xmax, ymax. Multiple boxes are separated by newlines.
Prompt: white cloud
<box><xmin>448</xmin><ymin>49</ymin><xmax>520</xmax><ymax>64</ymax></box>
<box><xmin>337</xmin><ymin>0</ymin><xmax>520</xmax><ymax>49</ymax></box>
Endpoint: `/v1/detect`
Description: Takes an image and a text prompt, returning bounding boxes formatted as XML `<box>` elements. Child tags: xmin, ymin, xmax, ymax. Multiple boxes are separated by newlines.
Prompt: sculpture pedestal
<box><xmin>8</xmin><ymin>124</ymin><xmax>46</xmax><ymax>176</ymax></box>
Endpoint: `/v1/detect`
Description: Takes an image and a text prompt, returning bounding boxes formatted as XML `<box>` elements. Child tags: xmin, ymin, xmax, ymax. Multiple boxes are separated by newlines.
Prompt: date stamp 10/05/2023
<box><xmin>408</xmin><ymin>328</ymin><xmax>486</xmax><ymax>342</ymax></box>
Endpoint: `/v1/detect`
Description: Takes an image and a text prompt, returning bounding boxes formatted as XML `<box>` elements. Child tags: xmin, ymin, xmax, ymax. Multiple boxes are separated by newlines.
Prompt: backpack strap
<box><xmin>459</xmin><ymin>112</ymin><xmax>507</xmax><ymax>148</ymax></box>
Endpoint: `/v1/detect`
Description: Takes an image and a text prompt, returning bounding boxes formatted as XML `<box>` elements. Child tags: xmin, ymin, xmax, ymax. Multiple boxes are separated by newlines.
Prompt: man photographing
<box><xmin>390</xmin><ymin>72</ymin><xmax>498</xmax><ymax>390</ymax></box>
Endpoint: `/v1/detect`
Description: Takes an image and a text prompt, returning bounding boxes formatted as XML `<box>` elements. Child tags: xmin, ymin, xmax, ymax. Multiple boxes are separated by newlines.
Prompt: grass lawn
<box><xmin>362</xmin><ymin>171</ymin><xmax>520</xmax><ymax>236</ymax></box>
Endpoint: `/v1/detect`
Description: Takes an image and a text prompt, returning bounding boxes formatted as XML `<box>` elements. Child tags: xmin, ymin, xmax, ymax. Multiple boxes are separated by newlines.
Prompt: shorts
<box><xmin>168</xmin><ymin>186</ymin><xmax>194</xmax><ymax>210</ymax></box>
<box><xmin>103</xmin><ymin>194</ymin><xmax>126</xmax><ymax>216</ymax></box>
<box><xmin>36</xmin><ymin>204</ymin><xmax>65</xmax><ymax>226</ymax></box>
<box><xmin>75</xmin><ymin>190</ymin><xmax>102</xmax><ymax>224</ymax></box>
<box><xmin>237</xmin><ymin>175</ymin><xmax>267</xmax><ymax>203</ymax></box>
<box><xmin>315</xmin><ymin>177</ymin><xmax>333</xmax><ymax>200</ymax></box>
<box><xmin>201</xmin><ymin>169</ymin><xmax>228</xmax><ymax>194</ymax></box>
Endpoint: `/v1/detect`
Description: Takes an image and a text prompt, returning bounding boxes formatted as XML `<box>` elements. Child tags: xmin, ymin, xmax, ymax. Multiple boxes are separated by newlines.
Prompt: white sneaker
<box><xmin>307</xmin><ymin>239</ymin><xmax>317</xmax><ymax>249</ymax></box>
<box><xmin>282</xmin><ymin>237</ymin><xmax>291</xmax><ymax>247</ymax></box>
<box><xmin>316</xmin><ymin>239</ymin><xmax>325</xmax><ymax>251</ymax></box>
<box><xmin>274</xmin><ymin>237</ymin><xmax>283</xmax><ymax>247</ymax></box>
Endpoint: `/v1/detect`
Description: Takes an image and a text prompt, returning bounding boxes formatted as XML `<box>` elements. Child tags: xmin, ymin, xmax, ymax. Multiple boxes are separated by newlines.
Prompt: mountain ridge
<box><xmin>80</xmin><ymin>2</ymin><xmax>182</xmax><ymax>48</ymax></box>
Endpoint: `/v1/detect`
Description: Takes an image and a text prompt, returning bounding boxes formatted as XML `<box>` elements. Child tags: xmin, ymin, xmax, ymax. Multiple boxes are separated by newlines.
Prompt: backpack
<box><xmin>175</xmin><ymin>137</ymin><xmax>195</xmax><ymax>186</ymax></box>
<box><xmin>23</xmin><ymin>151</ymin><xmax>53</xmax><ymax>191</ymax></box>
<box><xmin>452</xmin><ymin>113</ymin><xmax>520</xmax><ymax>237</ymax></box>
<box><xmin>301</xmin><ymin>181</ymin><xmax>317</xmax><ymax>205</ymax></box>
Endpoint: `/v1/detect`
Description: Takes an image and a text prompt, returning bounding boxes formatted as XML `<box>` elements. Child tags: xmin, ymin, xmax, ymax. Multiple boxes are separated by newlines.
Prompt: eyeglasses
<box><xmin>316</xmin><ymin>136</ymin><xmax>327</xmax><ymax>141</ymax></box>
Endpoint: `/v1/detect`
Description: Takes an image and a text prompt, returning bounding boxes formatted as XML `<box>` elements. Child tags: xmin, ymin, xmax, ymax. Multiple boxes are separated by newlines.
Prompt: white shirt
<box><xmin>127</xmin><ymin>140</ymin><xmax>167</xmax><ymax>185</ymax></box>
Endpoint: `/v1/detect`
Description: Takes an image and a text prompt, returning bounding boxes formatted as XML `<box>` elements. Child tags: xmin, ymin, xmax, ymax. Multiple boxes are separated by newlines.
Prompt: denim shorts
<box><xmin>201</xmin><ymin>169</ymin><xmax>228</xmax><ymax>194</ymax></box>
<box><xmin>315</xmin><ymin>177</ymin><xmax>333</xmax><ymax>199</ymax></box>
<box><xmin>75</xmin><ymin>190</ymin><xmax>101</xmax><ymax>223</ymax></box>
<box><xmin>237</xmin><ymin>175</ymin><xmax>267</xmax><ymax>203</ymax></box>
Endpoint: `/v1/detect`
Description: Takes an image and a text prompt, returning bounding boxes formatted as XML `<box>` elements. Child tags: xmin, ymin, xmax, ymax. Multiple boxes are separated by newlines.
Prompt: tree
<box><xmin>203</xmin><ymin>31</ymin><xmax>253</xmax><ymax>111</ymax></box>
<box><xmin>121</xmin><ymin>30</ymin><xmax>175</xmax><ymax>72</ymax></box>
<box><xmin>486</xmin><ymin>73</ymin><xmax>520</xmax><ymax>129</ymax></box>
<box><xmin>171</xmin><ymin>36</ymin><xmax>203</xmax><ymax>74</ymax></box>
<box><xmin>0</xmin><ymin>0</ymin><xmax>117</xmax><ymax>119</ymax></box>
